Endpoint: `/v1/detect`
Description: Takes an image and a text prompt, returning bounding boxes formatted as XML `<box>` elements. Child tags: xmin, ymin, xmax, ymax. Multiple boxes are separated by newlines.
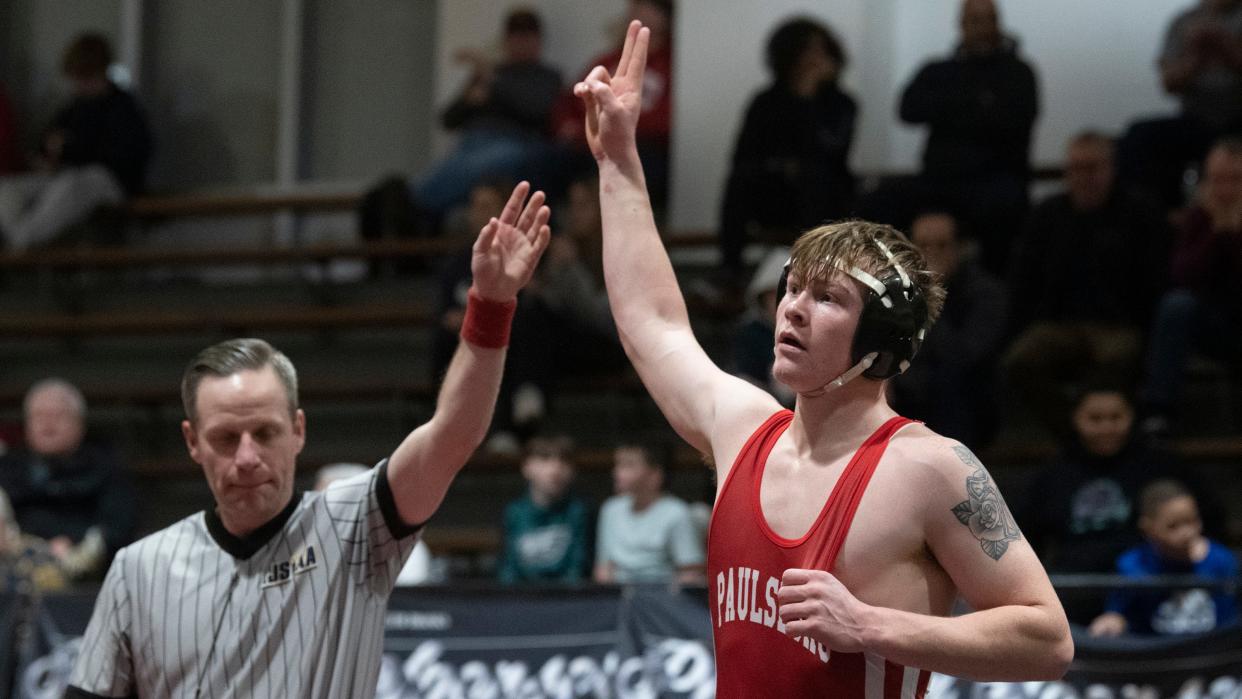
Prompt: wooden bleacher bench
<box><xmin>0</xmin><ymin>165</ymin><xmax>1066</xmax><ymax>272</ymax></box>
<box><xmin>119</xmin><ymin>434</ymin><xmax>1242</xmax><ymax>481</ymax></box>
<box><xmin>0</xmin><ymin>229</ymin><xmax>718</xmax><ymax>272</ymax></box>
<box><xmin>420</xmin><ymin>527</ymin><xmax>501</xmax><ymax>558</ymax></box>
<box><xmin>0</xmin><ymin>377</ymin><xmax>437</xmax><ymax>410</ymax></box>
<box><xmin>123</xmin><ymin>190</ymin><xmax>361</xmax><ymax>220</ymax></box>
<box><xmin>0</xmin><ymin>301</ymin><xmax>433</xmax><ymax>338</ymax></box>
<box><xmin>0</xmin><ymin>237</ymin><xmax>463</xmax><ymax>271</ymax></box>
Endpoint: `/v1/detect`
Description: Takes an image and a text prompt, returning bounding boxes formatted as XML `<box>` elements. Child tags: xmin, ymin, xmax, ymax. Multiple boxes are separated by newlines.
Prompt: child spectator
<box><xmin>498</xmin><ymin>436</ymin><xmax>592</xmax><ymax>583</ymax></box>
<box><xmin>1089</xmin><ymin>479</ymin><xmax>1238</xmax><ymax>637</ymax></box>
<box><xmin>594</xmin><ymin>441</ymin><xmax>704</xmax><ymax>584</ymax></box>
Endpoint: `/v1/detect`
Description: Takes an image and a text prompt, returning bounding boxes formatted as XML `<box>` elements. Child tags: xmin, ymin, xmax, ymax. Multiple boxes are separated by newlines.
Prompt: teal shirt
<box><xmin>498</xmin><ymin>491</ymin><xmax>591</xmax><ymax>583</ymax></box>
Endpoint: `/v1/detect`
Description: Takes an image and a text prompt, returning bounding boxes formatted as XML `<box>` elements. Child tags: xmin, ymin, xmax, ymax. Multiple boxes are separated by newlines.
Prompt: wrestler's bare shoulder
<box><xmin>878</xmin><ymin>422</ymin><xmax>980</xmax><ymax>493</ymax></box>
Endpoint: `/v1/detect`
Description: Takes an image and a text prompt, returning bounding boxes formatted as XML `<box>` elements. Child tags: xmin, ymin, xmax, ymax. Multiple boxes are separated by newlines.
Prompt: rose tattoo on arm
<box><xmin>950</xmin><ymin>445</ymin><xmax>1022</xmax><ymax>561</ymax></box>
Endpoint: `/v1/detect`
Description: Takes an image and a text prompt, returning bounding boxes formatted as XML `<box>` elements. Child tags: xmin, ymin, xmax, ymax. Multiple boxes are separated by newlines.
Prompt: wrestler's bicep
<box><xmin>926</xmin><ymin>444</ymin><xmax>1059</xmax><ymax>612</ymax></box>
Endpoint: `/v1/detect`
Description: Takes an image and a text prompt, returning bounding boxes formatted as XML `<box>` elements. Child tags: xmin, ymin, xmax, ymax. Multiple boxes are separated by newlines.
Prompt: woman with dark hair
<box><xmin>718</xmin><ymin>16</ymin><xmax>858</xmax><ymax>279</ymax></box>
<box><xmin>1015</xmin><ymin>383</ymin><xmax>1223</xmax><ymax>623</ymax></box>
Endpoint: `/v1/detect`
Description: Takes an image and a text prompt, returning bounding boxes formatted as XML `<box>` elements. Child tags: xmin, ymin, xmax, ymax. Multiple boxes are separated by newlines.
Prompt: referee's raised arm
<box><xmin>384</xmin><ymin>181</ymin><xmax>551</xmax><ymax>528</ymax></box>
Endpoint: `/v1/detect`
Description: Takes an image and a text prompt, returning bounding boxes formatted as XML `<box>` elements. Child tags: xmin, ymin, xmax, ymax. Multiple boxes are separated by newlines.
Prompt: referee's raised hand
<box><xmin>470</xmin><ymin>180</ymin><xmax>551</xmax><ymax>303</ymax></box>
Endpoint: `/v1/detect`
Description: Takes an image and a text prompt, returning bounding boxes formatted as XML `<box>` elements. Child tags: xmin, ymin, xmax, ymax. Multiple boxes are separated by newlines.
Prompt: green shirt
<box><xmin>499</xmin><ymin>491</ymin><xmax>592</xmax><ymax>583</ymax></box>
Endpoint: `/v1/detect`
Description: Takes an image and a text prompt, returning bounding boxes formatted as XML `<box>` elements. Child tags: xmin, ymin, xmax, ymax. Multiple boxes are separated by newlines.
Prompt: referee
<box><xmin>64</xmin><ymin>182</ymin><xmax>551</xmax><ymax>698</ymax></box>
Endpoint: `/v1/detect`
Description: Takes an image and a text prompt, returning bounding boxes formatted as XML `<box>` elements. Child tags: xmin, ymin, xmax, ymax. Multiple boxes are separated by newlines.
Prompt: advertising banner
<box><xmin>11</xmin><ymin>586</ymin><xmax>1242</xmax><ymax>698</ymax></box>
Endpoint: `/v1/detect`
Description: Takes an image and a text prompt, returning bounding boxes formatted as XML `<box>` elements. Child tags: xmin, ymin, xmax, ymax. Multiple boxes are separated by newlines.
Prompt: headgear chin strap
<box><xmin>799</xmin><ymin>352</ymin><xmax>878</xmax><ymax>397</ymax></box>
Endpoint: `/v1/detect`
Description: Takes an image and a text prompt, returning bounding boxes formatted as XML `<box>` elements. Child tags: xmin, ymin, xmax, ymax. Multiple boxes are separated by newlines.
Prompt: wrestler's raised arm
<box><xmin>575</xmin><ymin>21</ymin><xmax>777</xmax><ymax>460</ymax></box>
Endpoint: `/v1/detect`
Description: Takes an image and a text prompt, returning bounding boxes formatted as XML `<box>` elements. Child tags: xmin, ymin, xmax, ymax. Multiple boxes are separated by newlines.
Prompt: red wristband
<box><xmin>461</xmin><ymin>288</ymin><xmax>517</xmax><ymax>348</ymax></box>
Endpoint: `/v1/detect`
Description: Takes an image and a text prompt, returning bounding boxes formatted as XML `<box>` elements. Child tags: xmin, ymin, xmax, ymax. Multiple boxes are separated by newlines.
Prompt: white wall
<box><xmin>2</xmin><ymin>0</ymin><xmax>1192</xmax><ymax>227</ymax></box>
<box><xmin>884</xmin><ymin>0</ymin><xmax>1184</xmax><ymax>172</ymax></box>
<box><xmin>435</xmin><ymin>1</ymin><xmax>1190</xmax><ymax>231</ymax></box>
<box><xmin>670</xmin><ymin>0</ymin><xmax>1187</xmax><ymax>230</ymax></box>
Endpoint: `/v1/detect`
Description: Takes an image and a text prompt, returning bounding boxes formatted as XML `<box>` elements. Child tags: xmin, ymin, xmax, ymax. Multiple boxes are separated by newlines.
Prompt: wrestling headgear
<box><xmin>777</xmin><ymin>238</ymin><xmax>930</xmax><ymax>391</ymax></box>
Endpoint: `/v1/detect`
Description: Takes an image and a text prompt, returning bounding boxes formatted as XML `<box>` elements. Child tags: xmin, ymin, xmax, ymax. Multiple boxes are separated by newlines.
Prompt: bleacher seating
<box><xmin>0</xmin><ymin>178</ymin><xmax>1237</xmax><ymax>574</ymax></box>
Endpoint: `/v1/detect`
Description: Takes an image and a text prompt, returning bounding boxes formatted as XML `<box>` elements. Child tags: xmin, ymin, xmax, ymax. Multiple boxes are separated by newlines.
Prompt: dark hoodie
<box><xmin>1018</xmin><ymin>437</ymin><xmax>1172</xmax><ymax>573</ymax></box>
<box><xmin>1018</xmin><ymin>436</ymin><xmax>1219</xmax><ymax>575</ymax></box>
<box><xmin>899</xmin><ymin>37</ymin><xmax>1039</xmax><ymax>180</ymax></box>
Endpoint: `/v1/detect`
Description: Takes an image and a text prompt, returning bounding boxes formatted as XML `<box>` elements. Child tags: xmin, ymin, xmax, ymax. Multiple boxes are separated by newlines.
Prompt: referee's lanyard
<box><xmin>196</xmin><ymin>571</ymin><xmax>242</xmax><ymax>698</ymax></box>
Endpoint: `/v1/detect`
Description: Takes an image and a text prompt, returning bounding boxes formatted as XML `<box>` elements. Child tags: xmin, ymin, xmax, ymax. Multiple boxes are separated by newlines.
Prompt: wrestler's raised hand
<box><xmin>471</xmin><ymin>181</ymin><xmax>551</xmax><ymax>302</ymax></box>
<box><xmin>573</xmin><ymin>20</ymin><xmax>650</xmax><ymax>164</ymax></box>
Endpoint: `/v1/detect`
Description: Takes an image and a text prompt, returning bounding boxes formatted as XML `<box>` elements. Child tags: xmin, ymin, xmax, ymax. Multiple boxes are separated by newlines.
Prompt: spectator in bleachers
<box><xmin>1004</xmin><ymin>132</ymin><xmax>1171</xmax><ymax>433</ymax></box>
<box><xmin>498</xmin><ymin>435</ymin><xmax>592</xmax><ymax>584</ymax></box>
<box><xmin>1140</xmin><ymin>137</ymin><xmax>1242</xmax><ymax>435</ymax></box>
<box><xmin>0</xmin><ymin>81</ymin><xmax>20</xmax><ymax>174</ymax></box>
<box><xmin>1089</xmin><ymin>479</ymin><xmax>1238</xmax><ymax>637</ymax></box>
<box><xmin>594</xmin><ymin>442</ymin><xmax>704</xmax><ymax>584</ymax></box>
<box><xmin>435</xmin><ymin>176</ymin><xmax>626</xmax><ymax>453</ymax></box>
<box><xmin>315</xmin><ymin>463</ymin><xmax>435</xmax><ymax>586</ymax></box>
<box><xmin>552</xmin><ymin>0</ymin><xmax>674</xmax><ymax>214</ymax></box>
<box><xmin>0</xmin><ymin>33</ymin><xmax>151</xmax><ymax>252</ymax></box>
<box><xmin>717</xmin><ymin>17</ymin><xmax>856</xmax><ymax>279</ymax></box>
<box><xmin>0</xmin><ymin>378</ymin><xmax>135</xmax><ymax>580</ymax></box>
<box><xmin>1015</xmin><ymin>384</ymin><xmax>1218</xmax><ymax>587</ymax></box>
<box><xmin>876</xmin><ymin>0</ymin><xmax>1038</xmax><ymax>275</ymax></box>
<box><xmin>892</xmin><ymin>211</ymin><xmax>1006</xmax><ymax>448</ymax></box>
<box><xmin>732</xmin><ymin>247</ymin><xmax>795</xmax><ymax>407</ymax></box>
<box><xmin>1117</xmin><ymin>0</ymin><xmax>1242</xmax><ymax>211</ymax></box>
<box><xmin>493</xmin><ymin>174</ymin><xmax>627</xmax><ymax>449</ymax></box>
<box><xmin>414</xmin><ymin>8</ymin><xmax>562</xmax><ymax>218</ymax></box>
<box><xmin>432</xmin><ymin>178</ymin><xmax>513</xmax><ymax>383</ymax></box>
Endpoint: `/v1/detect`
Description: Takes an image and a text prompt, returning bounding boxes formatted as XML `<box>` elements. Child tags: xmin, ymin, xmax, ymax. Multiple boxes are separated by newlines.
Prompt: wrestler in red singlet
<box><xmin>710</xmin><ymin>411</ymin><xmax>931</xmax><ymax>698</ymax></box>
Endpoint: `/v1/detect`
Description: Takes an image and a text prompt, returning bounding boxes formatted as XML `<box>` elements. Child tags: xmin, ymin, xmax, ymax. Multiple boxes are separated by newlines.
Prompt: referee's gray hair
<box><xmin>181</xmin><ymin>338</ymin><xmax>299</xmax><ymax>423</ymax></box>
<box><xmin>23</xmin><ymin>377</ymin><xmax>87</xmax><ymax>418</ymax></box>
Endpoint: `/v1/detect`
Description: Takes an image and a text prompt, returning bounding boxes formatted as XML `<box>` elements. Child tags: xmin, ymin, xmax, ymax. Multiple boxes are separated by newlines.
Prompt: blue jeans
<box><xmin>414</xmin><ymin>131</ymin><xmax>540</xmax><ymax>214</ymax></box>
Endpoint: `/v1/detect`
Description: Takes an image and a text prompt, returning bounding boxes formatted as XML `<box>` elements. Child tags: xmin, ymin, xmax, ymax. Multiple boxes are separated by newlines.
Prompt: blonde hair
<box><xmin>787</xmin><ymin>220</ymin><xmax>946</xmax><ymax>324</ymax></box>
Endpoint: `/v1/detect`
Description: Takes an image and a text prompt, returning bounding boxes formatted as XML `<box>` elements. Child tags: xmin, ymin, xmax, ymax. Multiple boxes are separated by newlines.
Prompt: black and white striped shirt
<box><xmin>66</xmin><ymin>460</ymin><xmax>420</xmax><ymax>698</ymax></box>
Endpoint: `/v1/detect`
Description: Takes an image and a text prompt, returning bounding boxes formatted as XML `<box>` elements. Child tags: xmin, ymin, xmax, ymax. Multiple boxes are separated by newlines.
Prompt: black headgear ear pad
<box><xmin>853</xmin><ymin>268</ymin><xmax>927</xmax><ymax>379</ymax></box>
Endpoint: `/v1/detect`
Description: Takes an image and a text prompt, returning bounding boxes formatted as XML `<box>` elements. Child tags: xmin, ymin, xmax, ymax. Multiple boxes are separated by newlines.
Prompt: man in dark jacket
<box><xmin>1005</xmin><ymin>132</ymin><xmax>1171</xmax><ymax>431</ymax></box>
<box><xmin>894</xmin><ymin>0</ymin><xmax>1039</xmax><ymax>274</ymax></box>
<box><xmin>892</xmin><ymin>211</ymin><xmax>1007</xmax><ymax>448</ymax></box>
<box><xmin>0</xmin><ymin>33</ymin><xmax>151</xmax><ymax>251</ymax></box>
